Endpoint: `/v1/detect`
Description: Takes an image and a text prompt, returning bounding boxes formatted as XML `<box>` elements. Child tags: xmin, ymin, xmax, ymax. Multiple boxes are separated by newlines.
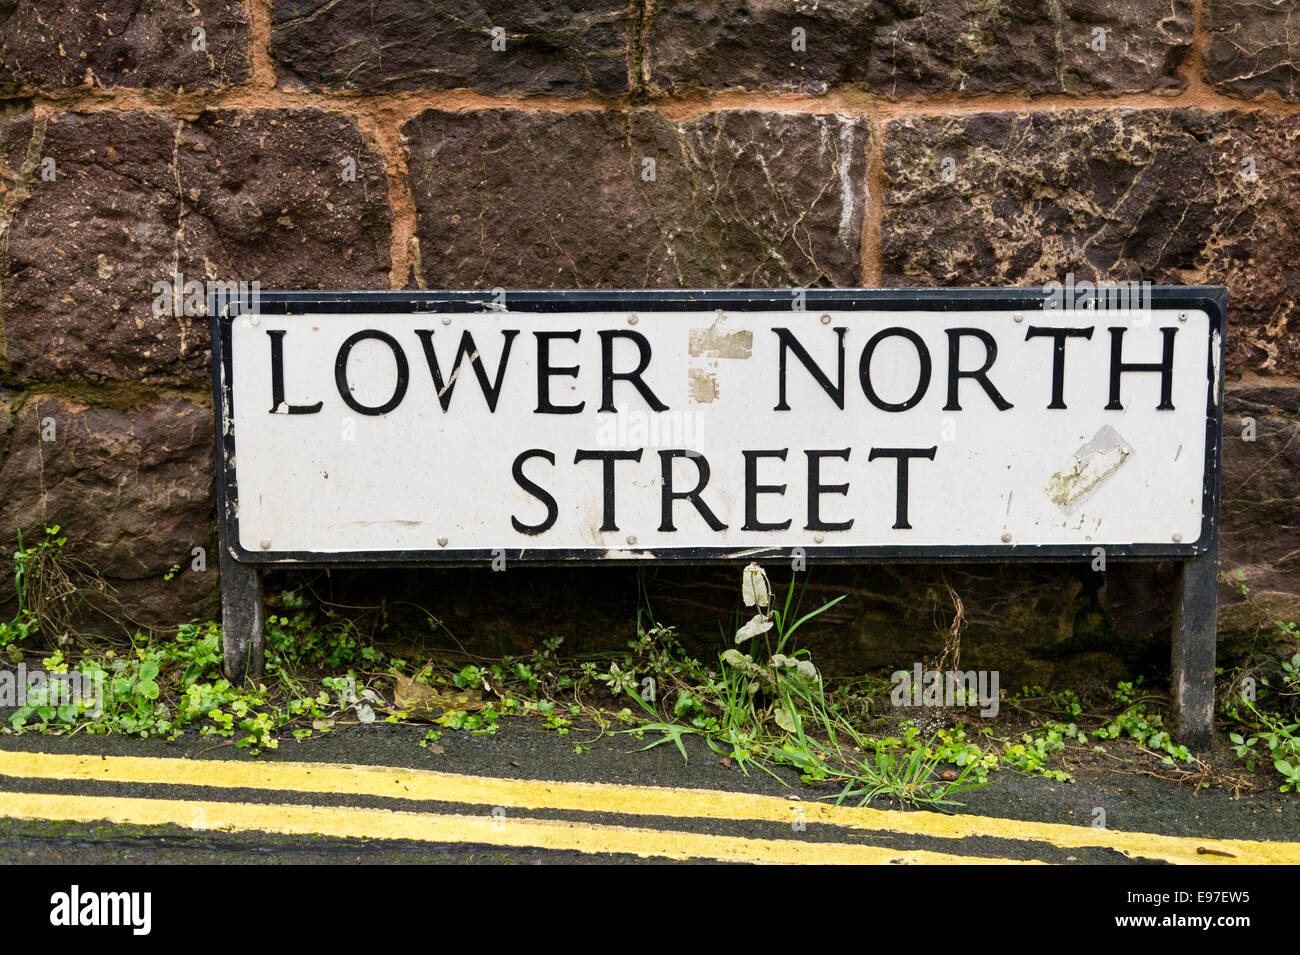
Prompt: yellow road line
<box><xmin>1</xmin><ymin>750</ymin><xmax>1294</xmax><ymax>864</ymax></box>
<box><xmin>0</xmin><ymin>791</ymin><xmax>1033</xmax><ymax>865</ymax></box>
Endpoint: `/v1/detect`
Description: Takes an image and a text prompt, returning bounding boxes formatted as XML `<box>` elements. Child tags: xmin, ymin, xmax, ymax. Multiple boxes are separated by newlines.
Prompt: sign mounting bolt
<box><xmin>259</xmin><ymin>539</ymin><xmax>271</xmax><ymax>550</ymax></box>
<box><xmin>249</xmin><ymin>315</ymin><xmax>260</xmax><ymax>327</ymax></box>
<box><xmin>813</xmin><ymin>533</ymin><xmax>825</xmax><ymax>544</ymax></box>
<box><xmin>1013</xmin><ymin>313</ymin><xmax>1024</xmax><ymax>323</ymax></box>
<box><xmin>1172</xmin><ymin>532</ymin><xmax>1183</xmax><ymax>543</ymax></box>
<box><xmin>820</xmin><ymin>314</ymin><xmax>831</xmax><ymax>325</ymax></box>
<box><xmin>1178</xmin><ymin>312</ymin><xmax>1188</xmax><ymax>322</ymax></box>
<box><xmin>437</xmin><ymin>537</ymin><xmax>448</xmax><ymax>547</ymax></box>
<box><xmin>626</xmin><ymin>535</ymin><xmax>637</xmax><ymax>545</ymax></box>
<box><xmin>1001</xmin><ymin>532</ymin><xmax>1013</xmax><ymax>543</ymax></box>
<box><xmin>441</xmin><ymin>317</ymin><xmax>451</xmax><ymax>326</ymax></box>
<box><xmin>628</xmin><ymin>314</ymin><xmax>638</xmax><ymax>325</ymax></box>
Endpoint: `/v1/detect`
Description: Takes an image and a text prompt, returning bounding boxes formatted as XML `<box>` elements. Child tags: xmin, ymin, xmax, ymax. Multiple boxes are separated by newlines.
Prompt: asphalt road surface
<box><xmin>0</xmin><ymin>721</ymin><xmax>1296</xmax><ymax>864</ymax></box>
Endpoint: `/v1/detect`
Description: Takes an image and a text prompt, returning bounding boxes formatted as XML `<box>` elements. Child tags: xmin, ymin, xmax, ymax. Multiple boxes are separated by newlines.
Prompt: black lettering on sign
<box><xmin>574</xmin><ymin>449</ymin><xmax>642</xmax><ymax>532</ymax></box>
<box><xmin>511</xmin><ymin>449</ymin><xmax>558</xmax><ymax>535</ymax></box>
<box><xmin>535</xmin><ymin>331</ymin><xmax>585</xmax><ymax>415</ymax></box>
<box><xmin>860</xmin><ymin>327</ymin><xmax>931</xmax><ymax>412</ymax></box>
<box><xmin>943</xmin><ymin>328</ymin><xmax>1013</xmax><ymax>411</ymax></box>
<box><xmin>266</xmin><ymin>329</ymin><xmax>322</xmax><ymax>414</ymax></box>
<box><xmin>805</xmin><ymin>449</ymin><xmax>853</xmax><ymax>532</ymax></box>
<box><xmin>868</xmin><ymin>446</ymin><xmax>938</xmax><ymax>530</ymax></box>
<box><xmin>1024</xmin><ymin>326</ymin><xmax>1094</xmax><ymax>409</ymax></box>
<box><xmin>598</xmin><ymin>330</ymin><xmax>668</xmax><ymax>412</ymax></box>
<box><xmin>1107</xmin><ymin>326</ymin><xmax>1177</xmax><ymax>411</ymax></box>
<box><xmin>658</xmin><ymin>450</ymin><xmax>727</xmax><ymax>532</ymax></box>
<box><xmin>742</xmin><ymin>449</ymin><xmax>791</xmax><ymax>532</ymax></box>
<box><xmin>334</xmin><ymin>329</ymin><xmax>409</xmax><ymax>416</ymax></box>
<box><xmin>414</xmin><ymin>329</ymin><xmax>518</xmax><ymax>412</ymax></box>
<box><xmin>774</xmin><ymin>327</ymin><xmax>846</xmax><ymax>410</ymax></box>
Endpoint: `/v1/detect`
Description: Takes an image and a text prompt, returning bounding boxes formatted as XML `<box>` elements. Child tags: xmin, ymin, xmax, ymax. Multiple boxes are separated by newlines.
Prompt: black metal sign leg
<box><xmin>1172</xmin><ymin>550</ymin><xmax>1218</xmax><ymax>751</ymax></box>
<box><xmin>219</xmin><ymin>545</ymin><xmax>265</xmax><ymax>683</ymax></box>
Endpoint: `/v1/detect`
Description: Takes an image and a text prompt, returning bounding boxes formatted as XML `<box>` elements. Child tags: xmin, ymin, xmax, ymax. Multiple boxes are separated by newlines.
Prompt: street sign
<box><xmin>210</xmin><ymin>287</ymin><xmax>1225</xmax><ymax>748</ymax></box>
<box><xmin>213</xmin><ymin>289</ymin><xmax>1222</xmax><ymax>563</ymax></box>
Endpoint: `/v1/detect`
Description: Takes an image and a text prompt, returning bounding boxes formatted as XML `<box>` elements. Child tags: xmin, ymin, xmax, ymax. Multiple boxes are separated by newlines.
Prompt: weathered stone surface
<box><xmin>647</xmin><ymin>0</ymin><xmax>1192</xmax><ymax>96</ymax></box>
<box><xmin>1220</xmin><ymin>383</ymin><xmax>1300</xmax><ymax>620</ymax></box>
<box><xmin>0</xmin><ymin>389</ymin><xmax>14</xmax><ymax>444</ymax></box>
<box><xmin>282</xmin><ymin>560</ymin><xmax>1174</xmax><ymax>686</ymax></box>
<box><xmin>0</xmin><ymin>111</ymin><xmax>33</xmax><ymax>203</ymax></box>
<box><xmin>0</xmin><ymin>0</ymin><xmax>250</xmax><ymax>95</ymax></box>
<box><xmin>644</xmin><ymin>563</ymin><xmax>1176</xmax><ymax>686</ymax></box>
<box><xmin>299</xmin><ymin>566</ymin><xmax>640</xmax><ymax>661</ymax></box>
<box><xmin>405</xmin><ymin>108</ymin><xmax>866</xmax><ymax>288</ymax></box>
<box><xmin>0</xmin><ymin>110</ymin><xmax>35</xmax><ymax>213</ymax></box>
<box><xmin>2</xmin><ymin>109</ymin><xmax>392</xmax><ymax>382</ymax></box>
<box><xmin>0</xmin><ymin>393</ymin><xmax>217</xmax><ymax>627</ymax></box>
<box><xmin>881</xmin><ymin>109</ymin><xmax>1300</xmax><ymax>377</ymax></box>
<box><xmin>271</xmin><ymin>0</ymin><xmax>632</xmax><ymax>96</ymax></box>
<box><xmin>1203</xmin><ymin>0</ymin><xmax>1300</xmax><ymax>101</ymax></box>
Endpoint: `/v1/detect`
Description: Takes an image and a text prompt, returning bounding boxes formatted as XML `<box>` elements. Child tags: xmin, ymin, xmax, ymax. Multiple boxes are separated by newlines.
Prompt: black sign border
<box><xmin>210</xmin><ymin>287</ymin><xmax>1225</xmax><ymax>567</ymax></box>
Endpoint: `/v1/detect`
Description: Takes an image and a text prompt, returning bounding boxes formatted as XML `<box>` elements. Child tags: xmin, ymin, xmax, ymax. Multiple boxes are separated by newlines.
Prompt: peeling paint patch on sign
<box><xmin>1046</xmin><ymin>425</ymin><xmax>1134</xmax><ymax>515</ymax></box>
<box><xmin>689</xmin><ymin>368</ymin><xmax>719</xmax><ymax>403</ymax></box>
<box><xmin>689</xmin><ymin>313</ymin><xmax>753</xmax><ymax>359</ymax></box>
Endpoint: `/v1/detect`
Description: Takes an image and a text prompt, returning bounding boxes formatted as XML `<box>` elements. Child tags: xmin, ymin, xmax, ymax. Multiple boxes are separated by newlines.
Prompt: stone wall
<box><xmin>0</xmin><ymin>1</ymin><xmax>1296</xmax><ymax>676</ymax></box>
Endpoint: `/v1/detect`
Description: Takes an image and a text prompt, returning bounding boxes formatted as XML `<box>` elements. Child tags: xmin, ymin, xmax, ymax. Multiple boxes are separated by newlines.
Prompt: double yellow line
<box><xmin>0</xmin><ymin>751</ymin><xmax>1294</xmax><ymax>864</ymax></box>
